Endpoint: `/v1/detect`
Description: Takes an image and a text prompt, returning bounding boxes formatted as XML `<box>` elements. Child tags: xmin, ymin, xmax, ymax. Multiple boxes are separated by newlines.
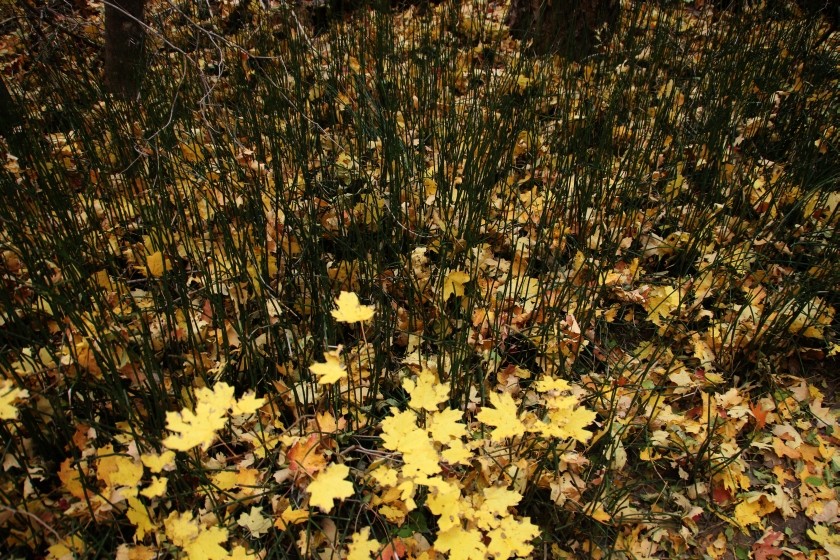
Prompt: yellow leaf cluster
<box><xmin>163</xmin><ymin>382</ymin><xmax>264</xmax><ymax>452</ymax></box>
<box><xmin>403</xmin><ymin>368</ymin><xmax>449</xmax><ymax>411</ymax></box>
<box><xmin>164</xmin><ymin>511</ymin><xmax>230</xmax><ymax>560</ymax></box>
<box><xmin>369</xmin><ymin>369</ymin><xmax>541</xmax><ymax>559</ymax></box>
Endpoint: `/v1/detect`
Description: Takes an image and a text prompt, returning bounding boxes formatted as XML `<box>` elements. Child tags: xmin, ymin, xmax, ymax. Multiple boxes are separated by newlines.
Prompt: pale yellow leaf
<box><xmin>237</xmin><ymin>506</ymin><xmax>272</xmax><ymax>538</ymax></box>
<box><xmin>442</xmin><ymin>270</ymin><xmax>470</xmax><ymax>300</ymax></box>
<box><xmin>331</xmin><ymin>291</ymin><xmax>374</xmax><ymax>323</ymax></box>
<box><xmin>145</xmin><ymin>251</ymin><xmax>166</xmax><ymax>278</ymax></box>
<box><xmin>0</xmin><ymin>380</ymin><xmax>28</xmax><ymax>420</ymax></box>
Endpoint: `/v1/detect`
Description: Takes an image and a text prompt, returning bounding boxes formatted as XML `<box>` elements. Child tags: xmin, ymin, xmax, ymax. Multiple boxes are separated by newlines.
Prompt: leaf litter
<box><xmin>0</xmin><ymin>0</ymin><xmax>838</xmax><ymax>559</ymax></box>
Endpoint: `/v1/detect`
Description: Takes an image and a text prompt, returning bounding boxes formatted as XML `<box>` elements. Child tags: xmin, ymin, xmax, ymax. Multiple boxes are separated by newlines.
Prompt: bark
<box><xmin>104</xmin><ymin>0</ymin><xmax>146</xmax><ymax>100</ymax></box>
<box><xmin>507</xmin><ymin>0</ymin><xmax>620</xmax><ymax>59</ymax></box>
<box><xmin>0</xmin><ymin>78</ymin><xmax>25</xmax><ymax>158</ymax></box>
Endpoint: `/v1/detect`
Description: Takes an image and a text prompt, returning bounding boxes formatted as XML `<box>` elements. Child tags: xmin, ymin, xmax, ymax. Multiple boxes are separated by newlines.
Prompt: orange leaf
<box><xmin>378</xmin><ymin>538</ymin><xmax>406</xmax><ymax>560</ymax></box>
<box><xmin>750</xmin><ymin>401</ymin><xmax>768</xmax><ymax>429</ymax></box>
<box><xmin>288</xmin><ymin>434</ymin><xmax>327</xmax><ymax>479</ymax></box>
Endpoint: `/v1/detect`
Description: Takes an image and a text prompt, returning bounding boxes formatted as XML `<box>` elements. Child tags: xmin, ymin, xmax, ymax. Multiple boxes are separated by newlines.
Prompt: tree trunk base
<box><xmin>104</xmin><ymin>0</ymin><xmax>146</xmax><ymax>100</ymax></box>
<box><xmin>507</xmin><ymin>0</ymin><xmax>619</xmax><ymax>59</ymax></box>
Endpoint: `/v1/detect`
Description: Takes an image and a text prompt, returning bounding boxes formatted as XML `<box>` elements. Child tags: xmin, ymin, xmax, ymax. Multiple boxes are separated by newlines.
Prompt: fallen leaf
<box><xmin>331</xmin><ymin>291</ymin><xmax>375</xmax><ymax>323</ymax></box>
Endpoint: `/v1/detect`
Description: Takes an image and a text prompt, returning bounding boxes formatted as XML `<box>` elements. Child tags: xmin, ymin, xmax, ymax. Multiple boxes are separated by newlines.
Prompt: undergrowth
<box><xmin>0</xmin><ymin>0</ymin><xmax>838</xmax><ymax>558</ymax></box>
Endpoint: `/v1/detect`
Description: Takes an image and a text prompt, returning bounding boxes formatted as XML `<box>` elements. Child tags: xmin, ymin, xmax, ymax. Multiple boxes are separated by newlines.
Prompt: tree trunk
<box><xmin>104</xmin><ymin>0</ymin><xmax>146</xmax><ymax>100</ymax></box>
<box><xmin>507</xmin><ymin>0</ymin><xmax>619</xmax><ymax>59</ymax></box>
<box><xmin>0</xmin><ymin>78</ymin><xmax>25</xmax><ymax>159</ymax></box>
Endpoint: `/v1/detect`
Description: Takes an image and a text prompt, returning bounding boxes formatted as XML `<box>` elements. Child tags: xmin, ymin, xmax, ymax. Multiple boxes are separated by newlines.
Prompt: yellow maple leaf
<box><xmin>144</xmin><ymin>251</ymin><xmax>166</xmax><ymax>278</ymax></box>
<box><xmin>380</xmin><ymin>409</ymin><xmax>421</xmax><ymax>451</ymax></box>
<box><xmin>587</xmin><ymin>504</ymin><xmax>612</xmax><ymax>523</ymax></box>
<box><xmin>477</xmin><ymin>486</ymin><xmax>522</xmax><ymax>529</ymax></box>
<box><xmin>403</xmin><ymin>368</ymin><xmax>449</xmax><ymax>411</ymax></box>
<box><xmin>733</xmin><ymin>493</ymin><xmax>775</xmax><ymax>530</ymax></box>
<box><xmin>212</xmin><ymin>470</ymin><xmax>237</xmax><ymax>490</ymax></box>
<box><xmin>184</xmin><ymin>527</ymin><xmax>229</xmax><ymax>560</ymax></box>
<box><xmin>97</xmin><ymin>448</ymin><xmax>143</xmax><ymax>489</ymax></box>
<box><xmin>163</xmin><ymin>403</ymin><xmax>228</xmax><ymax>452</ymax></box>
<box><xmin>116</xmin><ymin>544</ymin><xmax>156</xmax><ymax>560</ymax></box>
<box><xmin>540</xmin><ymin>399</ymin><xmax>597</xmax><ymax>444</ymax></box>
<box><xmin>441</xmin><ymin>440</ymin><xmax>472</xmax><ymax>465</ymax></box>
<box><xmin>0</xmin><ymin>379</ymin><xmax>28</xmax><ymax>420</ymax></box>
<box><xmin>507</xmin><ymin>276</ymin><xmax>541</xmax><ymax>311</ymax></box>
<box><xmin>379</xmin><ymin>503</ymin><xmax>409</xmax><ymax>524</ymax></box>
<box><xmin>309</xmin><ymin>349</ymin><xmax>347</xmax><ymax>385</ymax></box>
<box><xmin>534</xmin><ymin>377</ymin><xmax>571</xmax><ymax>393</ymax></box>
<box><xmin>288</xmin><ymin>433</ymin><xmax>328</xmax><ymax>478</ymax></box>
<box><xmin>140</xmin><ymin>450</ymin><xmax>175</xmax><ymax>473</ymax></box>
<box><xmin>645</xmin><ymin>284</ymin><xmax>681</xmax><ymax>327</ymax></box>
<box><xmin>400</xmin><ymin>431</ymin><xmax>441</xmax><ymax>478</ymax></box>
<box><xmin>236</xmin><ymin>466</ymin><xmax>261</xmax><ymax>488</ymax></box>
<box><xmin>308</xmin><ymin>463</ymin><xmax>355</xmax><ymax>512</ymax></box>
<box><xmin>331</xmin><ymin>291</ymin><xmax>375</xmax><ymax>323</ymax></box>
<box><xmin>808</xmin><ymin>525</ymin><xmax>840</xmax><ymax>557</ymax></box>
<box><xmin>476</xmin><ymin>392</ymin><xmax>527</xmax><ymax>441</ymax></box>
<box><xmin>162</xmin><ymin>383</ymin><xmax>236</xmax><ymax>452</ymax></box>
<box><xmin>442</xmin><ymin>270</ymin><xmax>470</xmax><ymax>300</ymax></box>
<box><xmin>346</xmin><ymin>527</ymin><xmax>381</xmax><ymax>560</ymax></box>
<box><xmin>165</xmin><ymin>511</ymin><xmax>230</xmax><ymax>560</ymax></box>
<box><xmin>195</xmin><ymin>382</ymin><xmax>236</xmax><ymax>409</ymax></box>
<box><xmin>380</xmin><ymin>409</ymin><xmax>441</xmax><ymax>478</ymax></box>
<box><xmin>486</xmin><ymin>516</ymin><xmax>540</xmax><ymax>559</ymax></box>
<box><xmin>47</xmin><ymin>535</ymin><xmax>85</xmax><ymax>560</ymax></box>
<box><xmin>231</xmin><ymin>392</ymin><xmax>265</xmax><ymax>416</ymax></box>
<box><xmin>59</xmin><ymin>458</ymin><xmax>87</xmax><ymax>499</ymax></box>
<box><xmin>733</xmin><ymin>497</ymin><xmax>763</xmax><ymax>528</ymax></box>
<box><xmin>434</xmin><ymin>526</ymin><xmax>486</xmax><ymax>560</ymax></box>
<box><xmin>370</xmin><ymin>465</ymin><xmax>400</xmax><ymax>487</ymax></box>
<box><xmin>428</xmin><ymin>408</ymin><xmax>468</xmax><ymax>443</ymax></box>
<box><xmin>165</xmin><ymin>511</ymin><xmax>200</xmax><ymax>547</ymax></box>
<box><xmin>426</xmin><ymin>478</ymin><xmax>463</xmax><ymax>532</ymax></box>
<box><xmin>126</xmin><ymin>496</ymin><xmax>155</xmax><ymax>540</ymax></box>
<box><xmin>275</xmin><ymin>507</ymin><xmax>310</xmax><ymax>530</ymax></box>
<box><xmin>140</xmin><ymin>476</ymin><xmax>168</xmax><ymax>498</ymax></box>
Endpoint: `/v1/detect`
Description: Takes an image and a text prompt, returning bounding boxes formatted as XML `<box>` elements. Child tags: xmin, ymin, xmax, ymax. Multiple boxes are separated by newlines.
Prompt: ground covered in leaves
<box><xmin>1</xmin><ymin>0</ymin><xmax>839</xmax><ymax>559</ymax></box>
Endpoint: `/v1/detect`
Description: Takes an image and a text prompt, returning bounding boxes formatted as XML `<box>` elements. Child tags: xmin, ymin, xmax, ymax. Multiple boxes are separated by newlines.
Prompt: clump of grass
<box><xmin>0</xmin><ymin>0</ymin><xmax>837</xmax><ymax>558</ymax></box>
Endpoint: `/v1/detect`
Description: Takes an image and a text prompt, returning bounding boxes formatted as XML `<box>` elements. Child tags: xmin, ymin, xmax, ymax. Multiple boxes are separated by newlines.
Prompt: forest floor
<box><xmin>0</xmin><ymin>1</ymin><xmax>839</xmax><ymax>559</ymax></box>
